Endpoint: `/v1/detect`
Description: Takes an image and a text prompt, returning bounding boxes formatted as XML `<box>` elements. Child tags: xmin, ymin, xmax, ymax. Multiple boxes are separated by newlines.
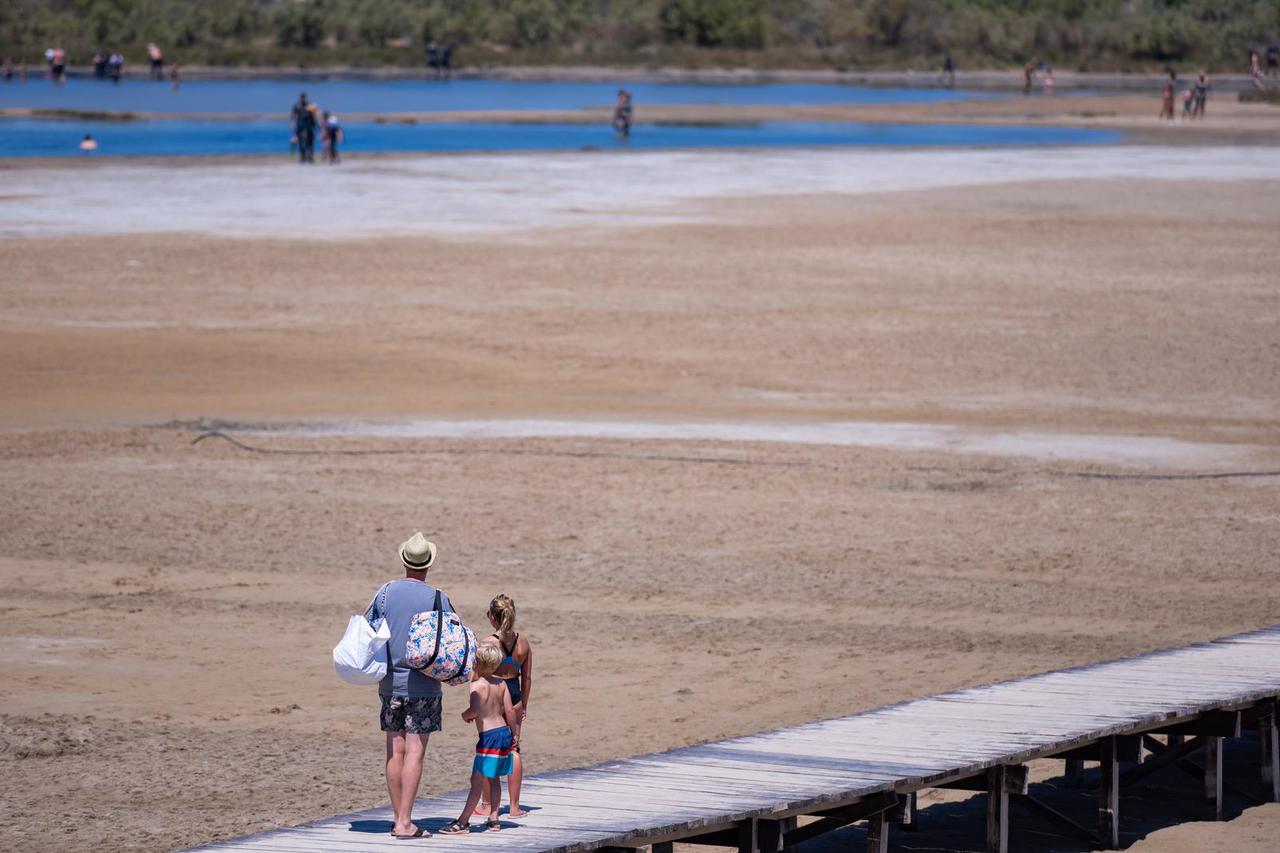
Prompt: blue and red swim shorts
<box><xmin>473</xmin><ymin>725</ymin><xmax>514</xmax><ymax>778</ymax></box>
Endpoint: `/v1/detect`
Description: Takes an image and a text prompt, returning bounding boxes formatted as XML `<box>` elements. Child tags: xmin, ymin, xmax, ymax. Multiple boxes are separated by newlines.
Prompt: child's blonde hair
<box><xmin>474</xmin><ymin>642</ymin><xmax>503</xmax><ymax>677</ymax></box>
<box><xmin>488</xmin><ymin>594</ymin><xmax>517</xmax><ymax>636</ymax></box>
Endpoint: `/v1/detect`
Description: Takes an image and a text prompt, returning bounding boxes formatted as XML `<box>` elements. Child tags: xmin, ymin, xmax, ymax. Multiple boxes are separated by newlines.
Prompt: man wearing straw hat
<box><xmin>364</xmin><ymin>532</ymin><xmax>456</xmax><ymax>839</ymax></box>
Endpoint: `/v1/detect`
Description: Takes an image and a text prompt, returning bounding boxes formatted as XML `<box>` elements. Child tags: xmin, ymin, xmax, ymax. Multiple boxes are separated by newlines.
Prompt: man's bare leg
<box><xmin>385</xmin><ymin>732</ymin><xmax>406</xmax><ymax>832</ymax></box>
<box><xmin>393</xmin><ymin>733</ymin><xmax>430</xmax><ymax>836</ymax></box>
<box><xmin>508</xmin><ymin>751</ymin><xmax>526</xmax><ymax>817</ymax></box>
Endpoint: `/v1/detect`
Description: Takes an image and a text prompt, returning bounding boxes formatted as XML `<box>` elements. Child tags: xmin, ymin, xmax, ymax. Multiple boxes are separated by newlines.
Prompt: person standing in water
<box><xmin>324</xmin><ymin>112</ymin><xmax>344</xmax><ymax>163</ymax></box>
<box><xmin>169</xmin><ymin>60</ymin><xmax>181</xmax><ymax>91</ymax></box>
<box><xmin>291</xmin><ymin>92</ymin><xmax>317</xmax><ymax>163</ymax></box>
<box><xmin>613</xmin><ymin>88</ymin><xmax>633</xmax><ymax>137</ymax></box>
<box><xmin>147</xmin><ymin>43</ymin><xmax>163</xmax><ymax>80</ymax></box>
<box><xmin>1250</xmin><ymin>51</ymin><xmax>1266</xmax><ymax>91</ymax></box>
<box><xmin>941</xmin><ymin>52</ymin><xmax>955</xmax><ymax>87</ymax></box>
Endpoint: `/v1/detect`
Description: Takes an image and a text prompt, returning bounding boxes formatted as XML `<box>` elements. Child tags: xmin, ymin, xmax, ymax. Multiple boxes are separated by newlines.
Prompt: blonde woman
<box><xmin>475</xmin><ymin>594</ymin><xmax>533</xmax><ymax>818</ymax></box>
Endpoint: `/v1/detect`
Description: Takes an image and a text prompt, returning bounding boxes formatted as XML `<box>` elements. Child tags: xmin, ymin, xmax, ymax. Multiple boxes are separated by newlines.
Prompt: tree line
<box><xmin>2</xmin><ymin>0</ymin><xmax>1277</xmax><ymax>71</ymax></box>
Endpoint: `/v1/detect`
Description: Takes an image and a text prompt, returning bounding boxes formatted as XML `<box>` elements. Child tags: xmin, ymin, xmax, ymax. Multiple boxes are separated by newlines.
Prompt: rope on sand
<box><xmin>190</xmin><ymin>429</ymin><xmax>802</xmax><ymax>467</ymax></box>
<box><xmin>191</xmin><ymin>430</ymin><xmax>1280</xmax><ymax>481</ymax></box>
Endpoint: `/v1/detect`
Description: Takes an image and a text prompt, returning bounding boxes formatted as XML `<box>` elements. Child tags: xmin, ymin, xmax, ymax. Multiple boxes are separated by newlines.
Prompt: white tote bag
<box><xmin>333</xmin><ymin>584</ymin><xmax>392</xmax><ymax>685</ymax></box>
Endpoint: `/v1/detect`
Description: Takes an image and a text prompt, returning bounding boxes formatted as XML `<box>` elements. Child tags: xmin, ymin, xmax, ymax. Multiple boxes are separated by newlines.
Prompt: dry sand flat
<box><xmin>1</xmin><ymin>150</ymin><xmax>1279</xmax><ymax>852</ymax></box>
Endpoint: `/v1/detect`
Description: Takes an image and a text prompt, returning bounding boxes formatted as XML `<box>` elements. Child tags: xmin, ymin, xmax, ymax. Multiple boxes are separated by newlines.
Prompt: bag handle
<box><xmin>420</xmin><ymin>589</ymin><xmax>445</xmax><ymax>669</ymax></box>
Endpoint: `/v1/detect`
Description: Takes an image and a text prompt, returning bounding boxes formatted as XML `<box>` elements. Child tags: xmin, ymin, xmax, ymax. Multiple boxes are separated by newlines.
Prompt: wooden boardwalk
<box><xmin>188</xmin><ymin>626</ymin><xmax>1280</xmax><ymax>853</ymax></box>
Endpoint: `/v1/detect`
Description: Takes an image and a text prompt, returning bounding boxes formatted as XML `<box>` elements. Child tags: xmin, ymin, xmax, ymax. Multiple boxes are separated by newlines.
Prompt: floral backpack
<box><xmin>405</xmin><ymin>590</ymin><xmax>476</xmax><ymax>686</ymax></box>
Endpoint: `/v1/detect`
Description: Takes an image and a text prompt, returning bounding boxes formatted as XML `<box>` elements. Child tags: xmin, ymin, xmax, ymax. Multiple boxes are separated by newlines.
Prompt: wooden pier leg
<box><xmin>1064</xmin><ymin>758</ymin><xmax>1084</xmax><ymax>787</ymax></box>
<box><xmin>1098</xmin><ymin>736</ymin><xmax>1120</xmax><ymax>850</ymax></box>
<box><xmin>1261</xmin><ymin>708</ymin><xmax>1280</xmax><ymax>803</ymax></box>
<box><xmin>757</xmin><ymin>819</ymin><xmax>785</xmax><ymax>852</ymax></box>
<box><xmin>1167</xmin><ymin>733</ymin><xmax>1184</xmax><ymax>749</ymax></box>
<box><xmin>986</xmin><ymin>765</ymin><xmax>1009</xmax><ymax>853</ymax></box>
<box><xmin>902</xmin><ymin>791</ymin><xmax>919</xmax><ymax>831</ymax></box>
<box><xmin>652</xmin><ymin>844</ymin><xmax>674</xmax><ymax>853</ymax></box>
<box><xmin>736</xmin><ymin>818</ymin><xmax>759</xmax><ymax>853</ymax></box>
<box><xmin>1204</xmin><ymin>736</ymin><xmax>1224</xmax><ymax>820</ymax></box>
<box><xmin>866</xmin><ymin>811</ymin><xmax>889</xmax><ymax>853</ymax></box>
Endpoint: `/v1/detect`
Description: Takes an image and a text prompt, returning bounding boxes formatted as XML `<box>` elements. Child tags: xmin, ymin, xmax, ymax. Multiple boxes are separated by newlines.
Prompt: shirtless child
<box><xmin>440</xmin><ymin>644</ymin><xmax>519</xmax><ymax>835</ymax></box>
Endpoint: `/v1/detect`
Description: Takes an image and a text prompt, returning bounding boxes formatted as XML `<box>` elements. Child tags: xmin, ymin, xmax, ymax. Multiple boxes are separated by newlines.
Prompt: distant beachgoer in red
<box><xmin>1159</xmin><ymin>70</ymin><xmax>1176</xmax><ymax>124</ymax></box>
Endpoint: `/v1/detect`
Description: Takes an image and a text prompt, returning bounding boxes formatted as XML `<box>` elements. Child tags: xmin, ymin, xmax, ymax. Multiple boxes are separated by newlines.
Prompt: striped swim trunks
<box><xmin>473</xmin><ymin>725</ymin><xmax>514</xmax><ymax>778</ymax></box>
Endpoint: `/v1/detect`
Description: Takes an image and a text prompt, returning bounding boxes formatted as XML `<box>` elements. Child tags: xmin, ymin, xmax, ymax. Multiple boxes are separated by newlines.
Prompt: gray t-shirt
<box><xmin>365</xmin><ymin>578</ymin><xmax>455</xmax><ymax>698</ymax></box>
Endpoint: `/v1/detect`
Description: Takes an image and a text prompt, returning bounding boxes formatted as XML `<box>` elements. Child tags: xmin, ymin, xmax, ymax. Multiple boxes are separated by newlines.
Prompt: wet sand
<box><xmin>1</xmin><ymin>153</ymin><xmax>1279</xmax><ymax>852</ymax></box>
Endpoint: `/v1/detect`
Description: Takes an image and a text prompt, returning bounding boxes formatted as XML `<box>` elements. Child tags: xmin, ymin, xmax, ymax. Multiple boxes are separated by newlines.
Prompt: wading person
<box><xmin>364</xmin><ymin>533</ymin><xmax>457</xmax><ymax>839</ymax></box>
<box><xmin>291</xmin><ymin>92</ymin><xmax>317</xmax><ymax>163</ymax></box>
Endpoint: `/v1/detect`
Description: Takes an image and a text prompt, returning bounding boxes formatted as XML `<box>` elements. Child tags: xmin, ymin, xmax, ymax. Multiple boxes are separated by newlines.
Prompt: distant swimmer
<box><xmin>79</xmin><ymin>134</ymin><xmax>98</xmax><ymax>152</ymax></box>
<box><xmin>324</xmin><ymin>112</ymin><xmax>344</xmax><ymax>164</ymax></box>
<box><xmin>613</xmin><ymin>88</ymin><xmax>632</xmax><ymax>138</ymax></box>
<box><xmin>170</xmin><ymin>60</ymin><xmax>181</xmax><ymax>91</ymax></box>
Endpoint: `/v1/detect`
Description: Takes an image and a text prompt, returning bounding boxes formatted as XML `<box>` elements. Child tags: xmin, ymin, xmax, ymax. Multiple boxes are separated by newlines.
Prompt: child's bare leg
<box><xmin>456</xmin><ymin>771</ymin><xmax>486</xmax><ymax>825</ymax></box>
<box><xmin>508</xmin><ymin>751</ymin><xmax>525</xmax><ymax>816</ymax></box>
<box><xmin>486</xmin><ymin>778</ymin><xmax>502</xmax><ymax>828</ymax></box>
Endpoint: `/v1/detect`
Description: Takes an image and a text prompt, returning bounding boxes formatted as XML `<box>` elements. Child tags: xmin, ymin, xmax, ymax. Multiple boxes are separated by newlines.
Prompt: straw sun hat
<box><xmin>399</xmin><ymin>532</ymin><xmax>437</xmax><ymax>571</ymax></box>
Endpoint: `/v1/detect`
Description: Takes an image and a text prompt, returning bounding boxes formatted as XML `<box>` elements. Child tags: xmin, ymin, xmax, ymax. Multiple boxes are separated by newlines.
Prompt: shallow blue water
<box><xmin>0</xmin><ymin>117</ymin><xmax>1120</xmax><ymax>157</ymax></box>
<box><xmin>0</xmin><ymin>76</ymin><xmax>990</xmax><ymax>115</ymax></box>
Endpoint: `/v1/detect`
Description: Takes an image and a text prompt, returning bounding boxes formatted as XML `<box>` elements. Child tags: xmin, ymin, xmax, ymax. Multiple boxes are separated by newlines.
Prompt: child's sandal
<box><xmin>439</xmin><ymin>820</ymin><xmax>469</xmax><ymax>835</ymax></box>
<box><xmin>487</xmin><ymin>817</ymin><xmax>501</xmax><ymax>831</ymax></box>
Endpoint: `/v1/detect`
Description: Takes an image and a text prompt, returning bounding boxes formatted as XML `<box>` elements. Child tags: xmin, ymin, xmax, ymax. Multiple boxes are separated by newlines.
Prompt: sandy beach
<box><xmin>2</xmin><ymin>134</ymin><xmax>1279</xmax><ymax>852</ymax></box>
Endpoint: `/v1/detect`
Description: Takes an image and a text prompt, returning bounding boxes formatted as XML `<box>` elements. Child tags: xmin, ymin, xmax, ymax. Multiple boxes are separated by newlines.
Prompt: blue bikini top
<box><xmin>495</xmin><ymin>633</ymin><xmax>521</xmax><ymax>673</ymax></box>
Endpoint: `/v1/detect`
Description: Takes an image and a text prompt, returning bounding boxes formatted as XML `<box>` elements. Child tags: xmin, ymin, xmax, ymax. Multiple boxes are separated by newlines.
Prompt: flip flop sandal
<box><xmin>439</xmin><ymin>821</ymin><xmax>469</xmax><ymax>836</ymax></box>
<box><xmin>392</xmin><ymin>826</ymin><xmax>428</xmax><ymax>839</ymax></box>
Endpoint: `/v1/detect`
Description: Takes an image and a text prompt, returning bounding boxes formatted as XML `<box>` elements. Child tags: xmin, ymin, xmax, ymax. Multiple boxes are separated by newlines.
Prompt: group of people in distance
<box><xmin>423</xmin><ymin>40</ymin><xmax>455</xmax><ymax>78</ymax></box>
<box><xmin>1160</xmin><ymin>69</ymin><xmax>1212</xmax><ymax>123</ymax></box>
<box><xmin>290</xmin><ymin>91</ymin><xmax>344</xmax><ymax>164</ymax></box>
<box><xmin>364</xmin><ymin>533</ymin><xmax>534</xmax><ymax>838</ymax></box>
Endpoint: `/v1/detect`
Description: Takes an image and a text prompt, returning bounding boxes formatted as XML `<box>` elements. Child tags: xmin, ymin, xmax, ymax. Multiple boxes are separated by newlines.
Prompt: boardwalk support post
<box><xmin>1098</xmin><ymin>735</ymin><xmax>1120</xmax><ymax>849</ymax></box>
<box><xmin>736</xmin><ymin>818</ymin><xmax>758</xmax><ymax>853</ymax></box>
<box><xmin>757</xmin><ymin>818</ymin><xmax>793</xmax><ymax>852</ymax></box>
<box><xmin>652</xmin><ymin>844</ymin><xmax>674</xmax><ymax>853</ymax></box>
<box><xmin>1261</xmin><ymin>705</ymin><xmax>1279</xmax><ymax>802</ymax></box>
<box><xmin>1205</xmin><ymin>736</ymin><xmax>1224</xmax><ymax>820</ymax></box>
<box><xmin>866</xmin><ymin>811</ymin><xmax>889</xmax><ymax>853</ymax></box>
<box><xmin>986</xmin><ymin>765</ymin><xmax>1009</xmax><ymax>853</ymax></box>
